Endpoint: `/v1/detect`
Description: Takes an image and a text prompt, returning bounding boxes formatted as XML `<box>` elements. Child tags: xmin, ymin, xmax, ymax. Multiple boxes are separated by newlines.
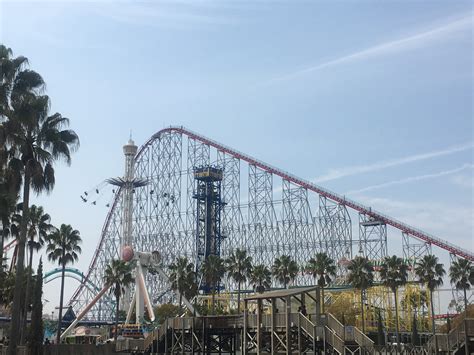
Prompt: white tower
<box><xmin>121</xmin><ymin>138</ymin><xmax>138</xmax><ymax>250</ymax></box>
<box><xmin>120</xmin><ymin>138</ymin><xmax>137</xmax><ymax>312</ymax></box>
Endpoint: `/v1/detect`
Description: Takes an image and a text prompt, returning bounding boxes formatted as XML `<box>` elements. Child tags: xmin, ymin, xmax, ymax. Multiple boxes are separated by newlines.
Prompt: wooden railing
<box><xmin>325</xmin><ymin>326</ymin><xmax>345</xmax><ymax>354</ymax></box>
<box><xmin>327</xmin><ymin>313</ymin><xmax>345</xmax><ymax>340</ymax></box>
<box><xmin>299</xmin><ymin>313</ymin><xmax>316</xmax><ymax>339</ymax></box>
<box><xmin>353</xmin><ymin>326</ymin><xmax>374</xmax><ymax>353</ymax></box>
<box><xmin>426</xmin><ymin>318</ymin><xmax>474</xmax><ymax>352</ymax></box>
<box><xmin>143</xmin><ymin>328</ymin><xmax>158</xmax><ymax>350</ymax></box>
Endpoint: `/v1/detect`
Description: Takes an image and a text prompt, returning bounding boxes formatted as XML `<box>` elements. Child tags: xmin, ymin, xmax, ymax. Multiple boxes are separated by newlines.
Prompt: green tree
<box><xmin>2</xmin><ymin>45</ymin><xmax>79</xmax><ymax>353</ymax></box>
<box><xmin>449</xmin><ymin>258</ymin><xmax>473</xmax><ymax>315</ymax></box>
<box><xmin>23</xmin><ymin>205</ymin><xmax>53</xmax><ymax>330</ymax></box>
<box><xmin>380</xmin><ymin>255</ymin><xmax>409</xmax><ymax>347</ymax></box>
<box><xmin>250</xmin><ymin>264</ymin><xmax>271</xmax><ymax>293</ymax></box>
<box><xmin>306</xmin><ymin>252</ymin><xmax>336</xmax><ymax>313</ymax></box>
<box><xmin>28</xmin><ymin>259</ymin><xmax>43</xmax><ymax>355</ymax></box>
<box><xmin>272</xmin><ymin>255</ymin><xmax>299</xmax><ymax>289</ymax></box>
<box><xmin>46</xmin><ymin>224</ymin><xmax>82</xmax><ymax>344</ymax></box>
<box><xmin>226</xmin><ymin>248</ymin><xmax>253</xmax><ymax>313</ymax></box>
<box><xmin>347</xmin><ymin>256</ymin><xmax>374</xmax><ymax>333</ymax></box>
<box><xmin>0</xmin><ymin>269</ymin><xmax>16</xmax><ymax>308</ymax></box>
<box><xmin>103</xmin><ymin>259</ymin><xmax>133</xmax><ymax>342</ymax></box>
<box><xmin>449</xmin><ymin>258</ymin><xmax>473</xmax><ymax>355</ymax></box>
<box><xmin>202</xmin><ymin>255</ymin><xmax>225</xmax><ymax>314</ymax></box>
<box><xmin>415</xmin><ymin>255</ymin><xmax>445</xmax><ymax>355</ymax></box>
<box><xmin>153</xmin><ymin>303</ymin><xmax>182</xmax><ymax>324</ymax></box>
<box><xmin>169</xmin><ymin>256</ymin><xmax>198</xmax><ymax>308</ymax></box>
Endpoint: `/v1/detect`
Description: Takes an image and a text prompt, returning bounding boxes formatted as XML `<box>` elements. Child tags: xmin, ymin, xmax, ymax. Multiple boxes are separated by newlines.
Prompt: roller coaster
<box><xmin>62</xmin><ymin>126</ymin><xmax>472</xmax><ymax>324</ymax></box>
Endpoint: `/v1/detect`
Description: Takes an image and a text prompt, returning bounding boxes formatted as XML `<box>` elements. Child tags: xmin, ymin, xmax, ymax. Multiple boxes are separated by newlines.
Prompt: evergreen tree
<box><xmin>29</xmin><ymin>259</ymin><xmax>43</xmax><ymax>355</ymax></box>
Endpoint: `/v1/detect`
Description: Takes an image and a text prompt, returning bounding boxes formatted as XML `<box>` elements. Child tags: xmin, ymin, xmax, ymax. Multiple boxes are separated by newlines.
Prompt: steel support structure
<box><xmin>318</xmin><ymin>196</ymin><xmax>352</xmax><ymax>276</ymax></box>
<box><xmin>402</xmin><ymin>232</ymin><xmax>432</xmax><ymax>281</ymax></box>
<box><xmin>247</xmin><ymin>164</ymin><xmax>280</xmax><ymax>267</ymax></box>
<box><xmin>69</xmin><ymin>127</ymin><xmax>472</xmax><ymax>321</ymax></box>
<box><xmin>358</xmin><ymin>213</ymin><xmax>388</xmax><ymax>263</ymax></box>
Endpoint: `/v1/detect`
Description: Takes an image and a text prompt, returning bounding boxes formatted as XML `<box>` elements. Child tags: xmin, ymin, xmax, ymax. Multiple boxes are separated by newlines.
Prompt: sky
<box><xmin>0</xmin><ymin>0</ymin><xmax>473</xmax><ymax>316</ymax></box>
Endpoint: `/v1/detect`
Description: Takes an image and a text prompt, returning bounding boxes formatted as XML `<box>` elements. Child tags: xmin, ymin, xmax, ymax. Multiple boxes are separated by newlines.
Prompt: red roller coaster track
<box><xmin>146</xmin><ymin>126</ymin><xmax>473</xmax><ymax>261</ymax></box>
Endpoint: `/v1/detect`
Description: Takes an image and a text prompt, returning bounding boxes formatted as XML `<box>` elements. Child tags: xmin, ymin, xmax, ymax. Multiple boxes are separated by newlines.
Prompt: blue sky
<box><xmin>1</xmin><ymin>1</ymin><xmax>472</xmax><ymax>314</ymax></box>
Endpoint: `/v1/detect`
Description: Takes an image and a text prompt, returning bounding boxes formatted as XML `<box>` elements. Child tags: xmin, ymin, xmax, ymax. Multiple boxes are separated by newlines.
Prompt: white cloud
<box><xmin>313</xmin><ymin>142</ymin><xmax>473</xmax><ymax>183</ymax></box>
<box><xmin>265</xmin><ymin>14</ymin><xmax>472</xmax><ymax>84</ymax></box>
<box><xmin>346</xmin><ymin>164</ymin><xmax>474</xmax><ymax>194</ymax></box>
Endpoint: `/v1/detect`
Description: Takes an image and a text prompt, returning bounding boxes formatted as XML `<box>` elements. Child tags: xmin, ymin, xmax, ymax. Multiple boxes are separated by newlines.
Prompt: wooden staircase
<box><xmin>325</xmin><ymin>313</ymin><xmax>374</xmax><ymax>354</ymax></box>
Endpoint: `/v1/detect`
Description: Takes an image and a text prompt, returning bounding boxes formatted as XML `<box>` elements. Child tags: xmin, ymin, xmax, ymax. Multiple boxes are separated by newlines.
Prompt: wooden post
<box><xmin>315</xmin><ymin>287</ymin><xmax>321</xmax><ymax>326</ymax></box>
<box><xmin>257</xmin><ymin>298</ymin><xmax>262</xmax><ymax>355</ymax></box>
<box><xmin>182</xmin><ymin>318</ymin><xmax>185</xmax><ymax>355</ymax></box>
<box><xmin>171</xmin><ymin>319</ymin><xmax>175</xmax><ymax>353</ymax></box>
<box><xmin>164</xmin><ymin>319</ymin><xmax>168</xmax><ymax>354</ymax></box>
<box><xmin>298</xmin><ymin>313</ymin><xmax>302</xmax><ymax>353</ymax></box>
<box><xmin>243</xmin><ymin>300</ymin><xmax>248</xmax><ymax>355</ymax></box>
<box><xmin>271</xmin><ymin>298</ymin><xmax>276</xmax><ymax>354</ymax></box>
<box><xmin>202</xmin><ymin>317</ymin><xmax>206</xmax><ymax>355</ymax></box>
<box><xmin>286</xmin><ymin>295</ymin><xmax>291</xmax><ymax>355</ymax></box>
<box><xmin>191</xmin><ymin>318</ymin><xmax>195</xmax><ymax>355</ymax></box>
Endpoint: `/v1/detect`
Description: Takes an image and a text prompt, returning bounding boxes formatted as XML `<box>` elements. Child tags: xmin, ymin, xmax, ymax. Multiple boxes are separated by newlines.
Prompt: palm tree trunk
<box><xmin>56</xmin><ymin>262</ymin><xmax>66</xmax><ymax>344</ymax></box>
<box><xmin>237</xmin><ymin>281</ymin><xmax>241</xmax><ymax>313</ymax></box>
<box><xmin>0</xmin><ymin>225</ymin><xmax>5</xmax><ymax>267</ymax></box>
<box><xmin>464</xmin><ymin>288</ymin><xmax>469</xmax><ymax>355</ymax></box>
<box><xmin>212</xmin><ymin>289</ymin><xmax>216</xmax><ymax>315</ymax></box>
<box><xmin>321</xmin><ymin>286</ymin><xmax>325</xmax><ymax>314</ymax></box>
<box><xmin>8</xmin><ymin>171</ymin><xmax>30</xmax><ymax>354</ymax></box>
<box><xmin>21</xmin><ymin>239</ymin><xmax>34</xmax><ymax>344</ymax></box>
<box><xmin>394</xmin><ymin>288</ymin><xmax>400</xmax><ymax>352</ymax></box>
<box><xmin>115</xmin><ymin>293</ymin><xmax>120</xmax><ymax>343</ymax></box>
<box><xmin>430</xmin><ymin>289</ymin><xmax>438</xmax><ymax>355</ymax></box>
<box><xmin>361</xmin><ymin>289</ymin><xmax>365</xmax><ymax>334</ymax></box>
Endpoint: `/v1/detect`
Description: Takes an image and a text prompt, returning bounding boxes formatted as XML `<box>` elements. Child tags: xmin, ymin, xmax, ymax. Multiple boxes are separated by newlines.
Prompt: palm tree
<box><xmin>2</xmin><ymin>45</ymin><xmax>79</xmax><ymax>352</ymax></box>
<box><xmin>169</xmin><ymin>256</ymin><xmax>198</xmax><ymax>308</ymax></box>
<box><xmin>449</xmin><ymin>258</ymin><xmax>473</xmax><ymax>316</ymax></box>
<box><xmin>23</xmin><ymin>205</ymin><xmax>53</xmax><ymax>321</ymax></box>
<box><xmin>347</xmin><ymin>256</ymin><xmax>374</xmax><ymax>333</ymax></box>
<box><xmin>202</xmin><ymin>255</ymin><xmax>225</xmax><ymax>314</ymax></box>
<box><xmin>104</xmin><ymin>259</ymin><xmax>134</xmax><ymax>342</ymax></box>
<box><xmin>0</xmin><ymin>194</ymin><xmax>19</xmax><ymax>268</ymax></box>
<box><xmin>226</xmin><ymin>248</ymin><xmax>253</xmax><ymax>313</ymax></box>
<box><xmin>250</xmin><ymin>264</ymin><xmax>271</xmax><ymax>293</ymax></box>
<box><xmin>380</xmin><ymin>255</ymin><xmax>409</xmax><ymax>347</ymax></box>
<box><xmin>272</xmin><ymin>255</ymin><xmax>299</xmax><ymax>289</ymax></box>
<box><xmin>46</xmin><ymin>224</ymin><xmax>82</xmax><ymax>344</ymax></box>
<box><xmin>449</xmin><ymin>258</ymin><xmax>473</xmax><ymax>355</ymax></box>
<box><xmin>415</xmin><ymin>255</ymin><xmax>445</xmax><ymax>354</ymax></box>
<box><xmin>306</xmin><ymin>253</ymin><xmax>336</xmax><ymax>313</ymax></box>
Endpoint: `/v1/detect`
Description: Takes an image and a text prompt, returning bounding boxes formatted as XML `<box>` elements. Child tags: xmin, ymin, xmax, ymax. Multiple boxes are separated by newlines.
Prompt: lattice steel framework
<box><xmin>318</xmin><ymin>196</ymin><xmax>352</xmax><ymax>276</ymax></box>
<box><xmin>358</xmin><ymin>213</ymin><xmax>388</xmax><ymax>262</ymax></box>
<box><xmin>402</xmin><ymin>232</ymin><xmax>432</xmax><ymax>281</ymax></box>
<box><xmin>69</xmin><ymin>127</ymin><xmax>474</xmax><ymax>321</ymax></box>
